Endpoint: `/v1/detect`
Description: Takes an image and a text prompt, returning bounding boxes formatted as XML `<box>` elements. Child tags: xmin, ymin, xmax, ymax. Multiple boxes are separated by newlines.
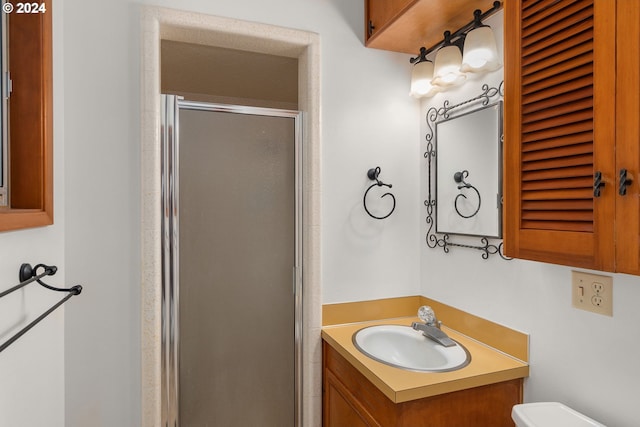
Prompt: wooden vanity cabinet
<box><xmin>504</xmin><ymin>0</ymin><xmax>640</xmax><ymax>275</ymax></box>
<box><xmin>364</xmin><ymin>0</ymin><xmax>497</xmax><ymax>54</ymax></box>
<box><xmin>323</xmin><ymin>342</ymin><xmax>522</xmax><ymax>427</ymax></box>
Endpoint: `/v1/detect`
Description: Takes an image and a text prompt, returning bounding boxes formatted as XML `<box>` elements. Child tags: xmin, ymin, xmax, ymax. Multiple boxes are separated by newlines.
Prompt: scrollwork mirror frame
<box><xmin>424</xmin><ymin>82</ymin><xmax>509</xmax><ymax>260</ymax></box>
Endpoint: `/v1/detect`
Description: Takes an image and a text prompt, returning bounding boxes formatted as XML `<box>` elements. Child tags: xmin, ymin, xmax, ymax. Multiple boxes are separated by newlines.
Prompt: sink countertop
<box><xmin>321</xmin><ymin>317</ymin><xmax>529</xmax><ymax>403</ymax></box>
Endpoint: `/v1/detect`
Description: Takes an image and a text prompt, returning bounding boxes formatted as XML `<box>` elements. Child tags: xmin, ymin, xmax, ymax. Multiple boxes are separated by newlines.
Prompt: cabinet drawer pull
<box><xmin>619</xmin><ymin>168</ymin><xmax>633</xmax><ymax>196</ymax></box>
<box><xmin>593</xmin><ymin>171</ymin><xmax>605</xmax><ymax>197</ymax></box>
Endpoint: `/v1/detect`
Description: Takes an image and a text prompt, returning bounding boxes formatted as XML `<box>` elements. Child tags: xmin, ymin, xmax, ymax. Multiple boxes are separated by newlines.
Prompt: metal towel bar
<box><xmin>0</xmin><ymin>263</ymin><xmax>82</xmax><ymax>353</ymax></box>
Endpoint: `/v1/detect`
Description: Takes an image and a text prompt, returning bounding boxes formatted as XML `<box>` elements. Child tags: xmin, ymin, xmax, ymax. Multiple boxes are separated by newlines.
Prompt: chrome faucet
<box><xmin>411</xmin><ymin>306</ymin><xmax>456</xmax><ymax>347</ymax></box>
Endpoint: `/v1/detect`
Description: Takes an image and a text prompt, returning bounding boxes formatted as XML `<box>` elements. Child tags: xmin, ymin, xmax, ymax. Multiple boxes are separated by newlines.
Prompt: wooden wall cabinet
<box><xmin>364</xmin><ymin>0</ymin><xmax>497</xmax><ymax>54</ymax></box>
<box><xmin>504</xmin><ymin>0</ymin><xmax>640</xmax><ymax>275</ymax></box>
<box><xmin>323</xmin><ymin>342</ymin><xmax>522</xmax><ymax>427</ymax></box>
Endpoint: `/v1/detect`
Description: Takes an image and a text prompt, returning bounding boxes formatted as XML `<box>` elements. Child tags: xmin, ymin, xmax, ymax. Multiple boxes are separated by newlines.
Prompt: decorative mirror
<box><xmin>424</xmin><ymin>82</ymin><xmax>508</xmax><ymax>259</ymax></box>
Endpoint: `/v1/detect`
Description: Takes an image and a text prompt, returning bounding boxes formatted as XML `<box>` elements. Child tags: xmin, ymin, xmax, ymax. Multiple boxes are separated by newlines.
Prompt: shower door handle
<box><xmin>292</xmin><ymin>266</ymin><xmax>302</xmax><ymax>296</ymax></box>
<box><xmin>292</xmin><ymin>267</ymin><xmax>296</xmax><ymax>296</ymax></box>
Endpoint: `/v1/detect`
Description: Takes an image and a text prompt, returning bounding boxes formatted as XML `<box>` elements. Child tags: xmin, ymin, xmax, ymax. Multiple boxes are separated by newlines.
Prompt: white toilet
<box><xmin>512</xmin><ymin>402</ymin><xmax>606</xmax><ymax>427</ymax></box>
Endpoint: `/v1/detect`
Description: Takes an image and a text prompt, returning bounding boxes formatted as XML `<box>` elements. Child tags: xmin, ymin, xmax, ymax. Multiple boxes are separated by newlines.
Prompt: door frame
<box><xmin>141</xmin><ymin>8</ymin><xmax>321</xmax><ymax>427</ymax></box>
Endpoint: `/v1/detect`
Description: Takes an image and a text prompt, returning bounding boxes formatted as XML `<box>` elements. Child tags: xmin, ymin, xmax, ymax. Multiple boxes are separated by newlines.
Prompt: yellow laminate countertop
<box><xmin>321</xmin><ymin>317</ymin><xmax>529</xmax><ymax>403</ymax></box>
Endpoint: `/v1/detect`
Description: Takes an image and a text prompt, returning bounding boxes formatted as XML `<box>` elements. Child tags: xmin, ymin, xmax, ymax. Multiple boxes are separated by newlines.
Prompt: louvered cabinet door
<box><xmin>615</xmin><ymin>1</ymin><xmax>640</xmax><ymax>275</ymax></box>
<box><xmin>504</xmin><ymin>0</ymin><xmax>616</xmax><ymax>270</ymax></box>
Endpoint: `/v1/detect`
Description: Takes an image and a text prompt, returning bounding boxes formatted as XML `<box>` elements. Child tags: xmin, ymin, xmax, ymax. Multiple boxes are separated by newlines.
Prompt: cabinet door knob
<box><xmin>619</xmin><ymin>168</ymin><xmax>633</xmax><ymax>196</ymax></box>
<box><xmin>368</xmin><ymin>20</ymin><xmax>375</xmax><ymax>37</ymax></box>
<box><xmin>593</xmin><ymin>171</ymin><xmax>605</xmax><ymax>197</ymax></box>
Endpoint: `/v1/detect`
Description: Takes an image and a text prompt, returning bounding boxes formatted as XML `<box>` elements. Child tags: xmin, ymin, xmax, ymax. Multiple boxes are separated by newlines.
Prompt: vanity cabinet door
<box><xmin>504</xmin><ymin>0</ymin><xmax>617</xmax><ymax>270</ymax></box>
<box><xmin>324</xmin><ymin>370</ymin><xmax>379</xmax><ymax>427</ymax></box>
<box><xmin>323</xmin><ymin>343</ymin><xmax>396</xmax><ymax>427</ymax></box>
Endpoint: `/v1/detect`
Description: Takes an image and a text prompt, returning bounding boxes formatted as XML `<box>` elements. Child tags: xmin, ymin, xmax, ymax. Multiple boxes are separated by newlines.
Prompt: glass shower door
<box><xmin>161</xmin><ymin>96</ymin><xmax>302</xmax><ymax>427</ymax></box>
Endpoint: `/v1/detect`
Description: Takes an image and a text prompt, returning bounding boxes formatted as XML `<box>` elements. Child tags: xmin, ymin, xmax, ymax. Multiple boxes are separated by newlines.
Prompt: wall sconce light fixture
<box><xmin>410</xmin><ymin>1</ymin><xmax>502</xmax><ymax>98</ymax></box>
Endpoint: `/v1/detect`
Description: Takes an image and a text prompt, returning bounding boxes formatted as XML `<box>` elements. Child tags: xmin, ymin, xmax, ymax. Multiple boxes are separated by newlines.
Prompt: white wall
<box><xmin>420</xmin><ymin>13</ymin><xmax>640</xmax><ymax>427</ymax></box>
<box><xmin>0</xmin><ymin>230</ymin><xmax>66</xmax><ymax>427</ymax></box>
<box><xmin>62</xmin><ymin>0</ymin><xmax>418</xmax><ymax>426</ymax></box>
<box><xmin>63</xmin><ymin>0</ymin><xmax>141</xmax><ymax>425</ymax></box>
<box><xmin>0</xmin><ymin>3</ymin><xmax>65</xmax><ymax>426</ymax></box>
<box><xmin>44</xmin><ymin>2</ymin><xmax>639</xmax><ymax>426</ymax></box>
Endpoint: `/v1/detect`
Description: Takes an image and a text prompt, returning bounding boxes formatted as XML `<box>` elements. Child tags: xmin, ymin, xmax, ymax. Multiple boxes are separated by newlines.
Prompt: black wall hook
<box><xmin>364</xmin><ymin>166</ymin><xmax>396</xmax><ymax>220</ymax></box>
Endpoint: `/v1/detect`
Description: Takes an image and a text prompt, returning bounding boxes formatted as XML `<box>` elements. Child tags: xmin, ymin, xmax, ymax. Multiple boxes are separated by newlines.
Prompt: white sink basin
<box><xmin>352</xmin><ymin>325</ymin><xmax>470</xmax><ymax>372</ymax></box>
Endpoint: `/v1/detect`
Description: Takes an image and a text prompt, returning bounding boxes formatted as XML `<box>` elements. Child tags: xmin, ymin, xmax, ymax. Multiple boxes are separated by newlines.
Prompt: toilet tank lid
<box><xmin>512</xmin><ymin>402</ymin><xmax>606</xmax><ymax>427</ymax></box>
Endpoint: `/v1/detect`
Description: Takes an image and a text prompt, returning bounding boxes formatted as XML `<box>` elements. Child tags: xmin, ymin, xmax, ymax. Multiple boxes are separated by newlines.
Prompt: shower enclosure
<box><xmin>160</xmin><ymin>95</ymin><xmax>303</xmax><ymax>426</ymax></box>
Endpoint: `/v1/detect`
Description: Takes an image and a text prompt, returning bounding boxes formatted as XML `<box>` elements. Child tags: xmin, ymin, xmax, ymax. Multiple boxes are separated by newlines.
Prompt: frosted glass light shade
<box><xmin>461</xmin><ymin>26</ymin><xmax>502</xmax><ymax>73</ymax></box>
<box><xmin>410</xmin><ymin>60</ymin><xmax>439</xmax><ymax>98</ymax></box>
<box><xmin>432</xmin><ymin>45</ymin><xmax>466</xmax><ymax>87</ymax></box>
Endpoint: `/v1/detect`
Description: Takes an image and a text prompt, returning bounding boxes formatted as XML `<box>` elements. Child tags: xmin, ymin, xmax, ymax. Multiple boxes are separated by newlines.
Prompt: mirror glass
<box><xmin>435</xmin><ymin>102</ymin><xmax>502</xmax><ymax>237</ymax></box>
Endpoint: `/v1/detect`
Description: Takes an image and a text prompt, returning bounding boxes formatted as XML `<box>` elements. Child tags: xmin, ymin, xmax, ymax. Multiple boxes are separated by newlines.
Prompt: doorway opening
<box><xmin>141</xmin><ymin>7</ymin><xmax>321</xmax><ymax>427</ymax></box>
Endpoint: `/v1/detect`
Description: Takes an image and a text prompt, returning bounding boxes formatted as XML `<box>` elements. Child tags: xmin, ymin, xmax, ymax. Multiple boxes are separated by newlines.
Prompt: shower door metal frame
<box><xmin>160</xmin><ymin>95</ymin><xmax>304</xmax><ymax>427</ymax></box>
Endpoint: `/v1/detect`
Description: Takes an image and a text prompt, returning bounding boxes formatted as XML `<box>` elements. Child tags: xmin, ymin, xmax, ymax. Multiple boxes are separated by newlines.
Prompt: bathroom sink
<box><xmin>352</xmin><ymin>325</ymin><xmax>470</xmax><ymax>372</ymax></box>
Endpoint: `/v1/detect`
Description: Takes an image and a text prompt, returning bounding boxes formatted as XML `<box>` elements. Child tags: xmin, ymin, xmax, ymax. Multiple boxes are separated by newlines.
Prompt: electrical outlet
<box><xmin>571</xmin><ymin>271</ymin><xmax>613</xmax><ymax>316</ymax></box>
<box><xmin>592</xmin><ymin>282</ymin><xmax>604</xmax><ymax>294</ymax></box>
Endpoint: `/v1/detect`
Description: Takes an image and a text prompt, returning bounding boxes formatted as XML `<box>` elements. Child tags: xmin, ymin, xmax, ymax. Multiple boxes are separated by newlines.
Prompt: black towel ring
<box><xmin>364</xmin><ymin>166</ymin><xmax>396</xmax><ymax>220</ymax></box>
